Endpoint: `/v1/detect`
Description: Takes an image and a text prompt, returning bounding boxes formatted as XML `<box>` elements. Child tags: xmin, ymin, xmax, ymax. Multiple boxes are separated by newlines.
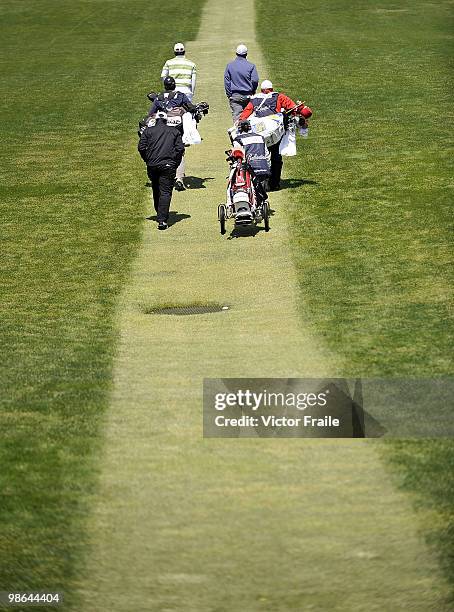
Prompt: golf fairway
<box><xmin>77</xmin><ymin>1</ymin><xmax>449</xmax><ymax>609</ymax></box>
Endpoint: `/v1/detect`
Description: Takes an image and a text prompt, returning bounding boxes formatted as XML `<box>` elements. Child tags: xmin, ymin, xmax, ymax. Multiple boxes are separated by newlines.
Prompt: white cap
<box><xmin>156</xmin><ymin>111</ymin><xmax>168</xmax><ymax>120</ymax></box>
<box><xmin>261</xmin><ymin>79</ymin><xmax>273</xmax><ymax>90</ymax></box>
<box><xmin>174</xmin><ymin>42</ymin><xmax>185</xmax><ymax>53</ymax></box>
<box><xmin>236</xmin><ymin>44</ymin><xmax>248</xmax><ymax>56</ymax></box>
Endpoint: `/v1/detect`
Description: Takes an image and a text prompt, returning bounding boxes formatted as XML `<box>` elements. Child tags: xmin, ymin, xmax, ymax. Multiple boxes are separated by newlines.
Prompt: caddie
<box><xmin>240</xmin><ymin>80</ymin><xmax>312</xmax><ymax>190</ymax></box>
<box><xmin>233</xmin><ymin>120</ymin><xmax>270</xmax><ymax>207</ymax></box>
<box><xmin>150</xmin><ymin>76</ymin><xmax>196</xmax><ymax>191</ymax></box>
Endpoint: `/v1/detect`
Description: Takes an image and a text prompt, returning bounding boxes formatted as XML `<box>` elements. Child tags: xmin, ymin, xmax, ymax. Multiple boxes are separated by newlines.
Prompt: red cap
<box><xmin>300</xmin><ymin>106</ymin><xmax>312</xmax><ymax>118</ymax></box>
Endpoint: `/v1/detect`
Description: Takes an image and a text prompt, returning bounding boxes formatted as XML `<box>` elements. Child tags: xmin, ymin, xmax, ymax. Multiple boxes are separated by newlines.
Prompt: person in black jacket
<box><xmin>138</xmin><ymin>112</ymin><xmax>185</xmax><ymax>230</ymax></box>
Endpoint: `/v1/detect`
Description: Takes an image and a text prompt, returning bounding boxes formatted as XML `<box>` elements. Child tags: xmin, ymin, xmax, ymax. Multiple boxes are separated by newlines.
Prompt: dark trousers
<box><xmin>268</xmin><ymin>140</ymin><xmax>283</xmax><ymax>189</ymax></box>
<box><xmin>147</xmin><ymin>164</ymin><xmax>176</xmax><ymax>223</ymax></box>
<box><xmin>252</xmin><ymin>174</ymin><xmax>269</xmax><ymax>206</ymax></box>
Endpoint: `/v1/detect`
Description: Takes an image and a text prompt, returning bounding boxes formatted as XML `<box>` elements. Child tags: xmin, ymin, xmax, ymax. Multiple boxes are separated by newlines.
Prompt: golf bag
<box><xmin>226</xmin><ymin>147</ymin><xmax>257</xmax><ymax>224</ymax></box>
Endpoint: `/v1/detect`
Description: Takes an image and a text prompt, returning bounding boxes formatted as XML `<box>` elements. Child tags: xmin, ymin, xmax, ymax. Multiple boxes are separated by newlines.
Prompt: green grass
<box><xmin>1</xmin><ymin>0</ymin><xmax>453</xmax><ymax>609</ymax></box>
<box><xmin>75</xmin><ymin>3</ymin><xmax>450</xmax><ymax>609</ymax></box>
<box><xmin>0</xmin><ymin>0</ymin><xmax>205</xmax><ymax>607</ymax></box>
<box><xmin>257</xmin><ymin>0</ymin><xmax>453</xmax><ymax>377</ymax></box>
<box><xmin>383</xmin><ymin>440</ymin><xmax>454</xmax><ymax>595</ymax></box>
<box><xmin>257</xmin><ymin>0</ymin><xmax>454</xmax><ymax>599</ymax></box>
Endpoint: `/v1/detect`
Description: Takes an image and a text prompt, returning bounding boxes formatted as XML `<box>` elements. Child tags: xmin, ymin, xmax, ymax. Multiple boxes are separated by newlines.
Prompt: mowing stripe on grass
<box><xmin>0</xmin><ymin>1</ymin><xmax>205</xmax><ymax>603</ymax></box>
<box><xmin>78</xmin><ymin>1</ymin><xmax>449</xmax><ymax>610</ymax></box>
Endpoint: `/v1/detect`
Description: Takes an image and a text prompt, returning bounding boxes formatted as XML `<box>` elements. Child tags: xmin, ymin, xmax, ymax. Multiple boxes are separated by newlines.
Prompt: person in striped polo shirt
<box><xmin>161</xmin><ymin>42</ymin><xmax>196</xmax><ymax>102</ymax></box>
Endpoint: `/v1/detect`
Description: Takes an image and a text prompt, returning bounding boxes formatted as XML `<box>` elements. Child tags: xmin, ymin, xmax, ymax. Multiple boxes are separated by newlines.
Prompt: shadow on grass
<box><xmin>184</xmin><ymin>176</ymin><xmax>214</xmax><ymax>189</ymax></box>
<box><xmin>145</xmin><ymin>177</ymin><xmax>213</xmax><ymax>189</ymax></box>
<box><xmin>227</xmin><ymin>225</ymin><xmax>269</xmax><ymax>239</ymax></box>
<box><xmin>146</xmin><ymin>211</ymin><xmax>191</xmax><ymax>226</ymax></box>
<box><xmin>280</xmin><ymin>178</ymin><xmax>318</xmax><ymax>189</ymax></box>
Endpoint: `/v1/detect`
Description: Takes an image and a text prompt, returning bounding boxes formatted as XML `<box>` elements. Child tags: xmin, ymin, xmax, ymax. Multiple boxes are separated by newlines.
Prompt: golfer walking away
<box><xmin>240</xmin><ymin>80</ymin><xmax>312</xmax><ymax>191</ymax></box>
<box><xmin>150</xmin><ymin>76</ymin><xmax>196</xmax><ymax>191</ymax></box>
<box><xmin>138</xmin><ymin>112</ymin><xmax>185</xmax><ymax>230</ymax></box>
<box><xmin>161</xmin><ymin>42</ymin><xmax>196</xmax><ymax>101</ymax></box>
<box><xmin>233</xmin><ymin>120</ymin><xmax>270</xmax><ymax>206</ymax></box>
<box><xmin>224</xmin><ymin>44</ymin><xmax>259</xmax><ymax>120</ymax></box>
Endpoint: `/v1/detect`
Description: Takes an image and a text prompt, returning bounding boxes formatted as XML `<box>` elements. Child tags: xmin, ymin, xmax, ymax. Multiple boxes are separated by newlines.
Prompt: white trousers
<box><xmin>176</xmin><ymin>156</ymin><xmax>185</xmax><ymax>181</ymax></box>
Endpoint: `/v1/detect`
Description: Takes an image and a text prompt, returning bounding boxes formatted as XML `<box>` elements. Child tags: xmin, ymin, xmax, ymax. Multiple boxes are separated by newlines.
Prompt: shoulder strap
<box><xmin>158</xmin><ymin>91</ymin><xmax>178</xmax><ymax>109</ymax></box>
<box><xmin>256</xmin><ymin>94</ymin><xmax>271</xmax><ymax>111</ymax></box>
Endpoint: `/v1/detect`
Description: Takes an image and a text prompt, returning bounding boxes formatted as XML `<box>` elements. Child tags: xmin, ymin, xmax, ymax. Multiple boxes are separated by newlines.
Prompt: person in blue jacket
<box><xmin>224</xmin><ymin>44</ymin><xmax>259</xmax><ymax>120</ymax></box>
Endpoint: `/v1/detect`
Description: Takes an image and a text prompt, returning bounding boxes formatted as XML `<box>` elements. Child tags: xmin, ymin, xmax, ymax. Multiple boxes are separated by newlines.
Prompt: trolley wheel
<box><xmin>263</xmin><ymin>200</ymin><xmax>270</xmax><ymax>232</ymax></box>
<box><xmin>218</xmin><ymin>204</ymin><xmax>226</xmax><ymax>235</ymax></box>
